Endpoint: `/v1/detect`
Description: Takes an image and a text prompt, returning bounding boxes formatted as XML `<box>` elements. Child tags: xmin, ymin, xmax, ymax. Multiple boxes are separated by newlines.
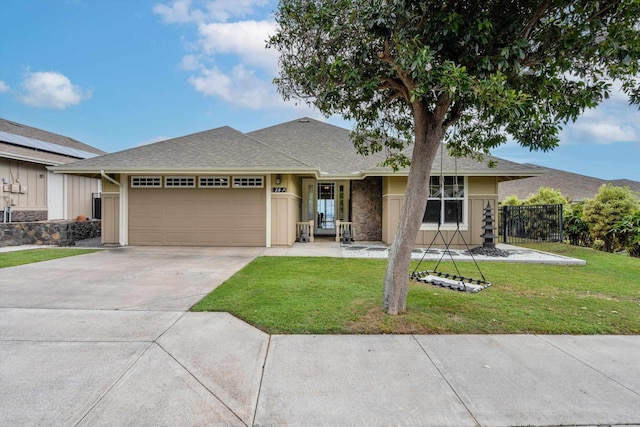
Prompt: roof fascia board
<box><xmin>360</xmin><ymin>169</ymin><xmax>545</xmax><ymax>178</ymax></box>
<box><xmin>1</xmin><ymin>151</ymin><xmax>64</xmax><ymax>166</ymax></box>
<box><xmin>48</xmin><ymin>167</ymin><xmax>321</xmax><ymax>175</ymax></box>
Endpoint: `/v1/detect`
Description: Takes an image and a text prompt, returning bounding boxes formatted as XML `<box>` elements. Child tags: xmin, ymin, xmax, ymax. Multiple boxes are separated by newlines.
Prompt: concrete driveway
<box><xmin>1</xmin><ymin>246</ymin><xmax>640</xmax><ymax>426</ymax></box>
<box><xmin>0</xmin><ymin>247</ymin><xmax>266</xmax><ymax>426</ymax></box>
<box><xmin>1</xmin><ymin>246</ymin><xmax>263</xmax><ymax>311</ymax></box>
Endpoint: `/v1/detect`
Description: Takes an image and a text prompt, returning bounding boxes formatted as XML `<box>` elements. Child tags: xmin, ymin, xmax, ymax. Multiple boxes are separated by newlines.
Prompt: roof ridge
<box><xmin>151</xmin><ymin>125</ymin><xmax>239</xmax><ymax>143</ymax></box>
<box><xmin>249</xmin><ymin>116</ymin><xmax>348</xmax><ymax>134</ymax></box>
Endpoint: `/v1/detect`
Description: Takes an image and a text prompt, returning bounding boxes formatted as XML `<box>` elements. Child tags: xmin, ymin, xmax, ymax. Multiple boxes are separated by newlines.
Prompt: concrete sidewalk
<box><xmin>1</xmin><ymin>246</ymin><xmax>637</xmax><ymax>426</ymax></box>
<box><xmin>1</xmin><ymin>310</ymin><xmax>638</xmax><ymax>426</ymax></box>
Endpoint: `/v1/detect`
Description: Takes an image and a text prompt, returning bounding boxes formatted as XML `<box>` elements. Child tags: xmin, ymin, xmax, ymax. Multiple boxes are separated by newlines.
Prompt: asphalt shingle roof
<box><xmin>51</xmin><ymin>117</ymin><xmax>543</xmax><ymax>179</ymax></box>
<box><xmin>53</xmin><ymin>126</ymin><xmax>311</xmax><ymax>172</ymax></box>
<box><xmin>250</xmin><ymin>117</ymin><xmax>541</xmax><ymax>177</ymax></box>
<box><xmin>248</xmin><ymin>118</ymin><xmax>386</xmax><ymax>175</ymax></box>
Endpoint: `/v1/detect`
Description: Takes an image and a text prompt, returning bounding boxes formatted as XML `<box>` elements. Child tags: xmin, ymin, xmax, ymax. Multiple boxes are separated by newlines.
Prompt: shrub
<box><xmin>564</xmin><ymin>206</ymin><xmax>590</xmax><ymax>247</ymax></box>
<box><xmin>502</xmin><ymin>195</ymin><xmax>522</xmax><ymax>206</ymax></box>
<box><xmin>611</xmin><ymin>211</ymin><xmax>640</xmax><ymax>257</ymax></box>
<box><xmin>583</xmin><ymin>185</ymin><xmax>640</xmax><ymax>252</ymax></box>
<box><xmin>524</xmin><ymin>187</ymin><xmax>570</xmax><ymax>207</ymax></box>
<box><xmin>592</xmin><ymin>239</ymin><xmax>605</xmax><ymax>251</ymax></box>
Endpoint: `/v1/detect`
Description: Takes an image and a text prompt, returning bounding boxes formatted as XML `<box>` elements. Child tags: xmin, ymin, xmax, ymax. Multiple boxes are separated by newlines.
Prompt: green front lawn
<box><xmin>192</xmin><ymin>243</ymin><xmax>640</xmax><ymax>334</ymax></box>
<box><xmin>0</xmin><ymin>248</ymin><xmax>100</xmax><ymax>268</ymax></box>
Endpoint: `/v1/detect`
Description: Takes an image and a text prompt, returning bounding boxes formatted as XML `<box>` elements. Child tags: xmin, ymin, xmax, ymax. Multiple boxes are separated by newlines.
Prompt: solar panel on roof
<box><xmin>0</xmin><ymin>130</ymin><xmax>97</xmax><ymax>159</ymax></box>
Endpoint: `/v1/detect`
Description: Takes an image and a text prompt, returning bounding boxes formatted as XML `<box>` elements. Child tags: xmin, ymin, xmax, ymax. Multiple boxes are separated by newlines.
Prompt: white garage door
<box><xmin>128</xmin><ymin>187</ymin><xmax>266</xmax><ymax>246</ymax></box>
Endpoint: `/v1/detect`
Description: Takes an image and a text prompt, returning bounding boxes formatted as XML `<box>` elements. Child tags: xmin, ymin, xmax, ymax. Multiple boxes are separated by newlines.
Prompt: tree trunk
<box><xmin>382</xmin><ymin>108</ymin><xmax>444</xmax><ymax>315</ymax></box>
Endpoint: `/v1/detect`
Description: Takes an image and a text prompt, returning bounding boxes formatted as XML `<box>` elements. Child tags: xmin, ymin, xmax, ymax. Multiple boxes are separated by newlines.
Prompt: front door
<box><xmin>302</xmin><ymin>179</ymin><xmax>350</xmax><ymax>237</ymax></box>
<box><xmin>315</xmin><ymin>182</ymin><xmax>335</xmax><ymax>235</ymax></box>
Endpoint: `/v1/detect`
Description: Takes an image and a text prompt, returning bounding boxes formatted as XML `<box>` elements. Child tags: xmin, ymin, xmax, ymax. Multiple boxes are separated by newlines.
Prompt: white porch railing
<box><xmin>336</xmin><ymin>221</ymin><xmax>354</xmax><ymax>242</ymax></box>
<box><xmin>296</xmin><ymin>220</ymin><xmax>314</xmax><ymax>242</ymax></box>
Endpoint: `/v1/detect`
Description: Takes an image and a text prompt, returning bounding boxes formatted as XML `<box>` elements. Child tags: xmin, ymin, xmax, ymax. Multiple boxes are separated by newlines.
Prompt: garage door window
<box><xmin>199</xmin><ymin>176</ymin><xmax>230</xmax><ymax>188</ymax></box>
<box><xmin>131</xmin><ymin>176</ymin><xmax>162</xmax><ymax>188</ymax></box>
<box><xmin>233</xmin><ymin>176</ymin><xmax>264</xmax><ymax>188</ymax></box>
<box><xmin>165</xmin><ymin>176</ymin><xmax>195</xmax><ymax>188</ymax></box>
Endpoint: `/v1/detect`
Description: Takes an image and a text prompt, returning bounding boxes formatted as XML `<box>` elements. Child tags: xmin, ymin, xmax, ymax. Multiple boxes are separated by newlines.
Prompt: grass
<box><xmin>192</xmin><ymin>243</ymin><xmax>640</xmax><ymax>335</ymax></box>
<box><xmin>0</xmin><ymin>248</ymin><xmax>100</xmax><ymax>268</ymax></box>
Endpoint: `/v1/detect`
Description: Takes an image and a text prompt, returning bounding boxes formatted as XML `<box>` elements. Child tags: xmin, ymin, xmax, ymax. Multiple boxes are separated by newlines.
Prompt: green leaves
<box><xmin>269</xmin><ymin>0</ymin><xmax>640</xmax><ymax>160</ymax></box>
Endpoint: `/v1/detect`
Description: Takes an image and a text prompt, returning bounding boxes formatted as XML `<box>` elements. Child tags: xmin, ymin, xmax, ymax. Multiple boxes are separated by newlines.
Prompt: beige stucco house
<box><xmin>50</xmin><ymin>118</ymin><xmax>541</xmax><ymax>248</ymax></box>
<box><xmin>1</xmin><ymin>118</ymin><xmax>105</xmax><ymax>222</ymax></box>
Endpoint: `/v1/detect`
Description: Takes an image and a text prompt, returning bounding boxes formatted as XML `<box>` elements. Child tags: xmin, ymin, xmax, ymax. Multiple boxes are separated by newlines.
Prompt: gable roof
<box><xmin>51</xmin><ymin>117</ymin><xmax>543</xmax><ymax>179</ymax></box>
<box><xmin>247</xmin><ymin>118</ymin><xmax>386</xmax><ymax>176</ymax></box>
<box><xmin>0</xmin><ymin>118</ymin><xmax>106</xmax><ymax>165</ymax></box>
<box><xmin>499</xmin><ymin>164</ymin><xmax>640</xmax><ymax>202</ymax></box>
<box><xmin>51</xmin><ymin>126</ymin><xmax>311</xmax><ymax>174</ymax></box>
<box><xmin>249</xmin><ymin>117</ymin><xmax>542</xmax><ymax>178</ymax></box>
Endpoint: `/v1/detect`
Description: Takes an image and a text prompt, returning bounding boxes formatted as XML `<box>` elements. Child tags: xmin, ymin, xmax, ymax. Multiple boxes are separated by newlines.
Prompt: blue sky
<box><xmin>1</xmin><ymin>0</ymin><xmax>638</xmax><ymax>181</ymax></box>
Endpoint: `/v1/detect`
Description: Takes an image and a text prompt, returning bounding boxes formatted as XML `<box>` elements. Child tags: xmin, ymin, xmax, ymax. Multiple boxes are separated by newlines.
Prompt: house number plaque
<box><xmin>272</xmin><ymin>187</ymin><xmax>287</xmax><ymax>193</ymax></box>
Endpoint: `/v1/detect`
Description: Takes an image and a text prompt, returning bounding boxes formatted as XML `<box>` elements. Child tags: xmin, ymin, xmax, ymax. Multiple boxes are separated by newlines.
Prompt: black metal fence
<box><xmin>500</xmin><ymin>204</ymin><xmax>563</xmax><ymax>244</ymax></box>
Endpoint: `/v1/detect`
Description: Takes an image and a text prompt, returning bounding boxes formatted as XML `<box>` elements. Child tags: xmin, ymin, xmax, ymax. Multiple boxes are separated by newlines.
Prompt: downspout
<box><xmin>100</xmin><ymin>170</ymin><xmax>120</xmax><ymax>187</ymax></box>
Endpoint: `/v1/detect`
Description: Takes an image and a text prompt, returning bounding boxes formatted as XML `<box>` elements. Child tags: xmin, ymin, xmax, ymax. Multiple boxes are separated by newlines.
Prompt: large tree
<box><xmin>268</xmin><ymin>0</ymin><xmax>640</xmax><ymax>314</ymax></box>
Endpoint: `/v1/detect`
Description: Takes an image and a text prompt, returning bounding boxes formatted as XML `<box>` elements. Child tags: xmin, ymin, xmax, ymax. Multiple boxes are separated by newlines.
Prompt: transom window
<box><xmin>423</xmin><ymin>176</ymin><xmax>465</xmax><ymax>225</ymax></box>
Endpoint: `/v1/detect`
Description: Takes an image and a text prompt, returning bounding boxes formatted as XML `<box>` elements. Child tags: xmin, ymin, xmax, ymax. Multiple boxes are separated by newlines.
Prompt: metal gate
<box><xmin>500</xmin><ymin>204</ymin><xmax>563</xmax><ymax>244</ymax></box>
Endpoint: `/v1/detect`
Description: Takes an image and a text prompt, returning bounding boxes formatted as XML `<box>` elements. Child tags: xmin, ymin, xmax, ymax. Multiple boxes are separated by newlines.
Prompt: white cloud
<box><xmin>197</xmin><ymin>20</ymin><xmax>278</xmax><ymax>70</ymax></box>
<box><xmin>0</xmin><ymin>80</ymin><xmax>10</xmax><ymax>93</ymax></box>
<box><xmin>19</xmin><ymin>71</ymin><xmax>92</xmax><ymax>109</ymax></box>
<box><xmin>154</xmin><ymin>0</ymin><xmax>269</xmax><ymax>23</ymax></box>
<box><xmin>155</xmin><ymin>0</ymin><xmax>286</xmax><ymax>109</ymax></box>
<box><xmin>570</xmin><ymin>121</ymin><xmax>636</xmax><ymax>143</ymax></box>
<box><xmin>179</xmin><ymin>54</ymin><xmax>202</xmax><ymax>71</ymax></box>
<box><xmin>204</xmin><ymin>0</ymin><xmax>270</xmax><ymax>22</ymax></box>
<box><xmin>153</xmin><ymin>0</ymin><xmax>202</xmax><ymax>23</ymax></box>
<box><xmin>188</xmin><ymin>64</ymin><xmax>281</xmax><ymax>109</ymax></box>
<box><xmin>561</xmin><ymin>98</ymin><xmax>640</xmax><ymax>145</ymax></box>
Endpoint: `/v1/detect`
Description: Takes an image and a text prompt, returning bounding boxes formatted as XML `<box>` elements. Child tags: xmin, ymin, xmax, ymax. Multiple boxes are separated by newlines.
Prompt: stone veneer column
<box><xmin>351</xmin><ymin>177</ymin><xmax>382</xmax><ymax>241</ymax></box>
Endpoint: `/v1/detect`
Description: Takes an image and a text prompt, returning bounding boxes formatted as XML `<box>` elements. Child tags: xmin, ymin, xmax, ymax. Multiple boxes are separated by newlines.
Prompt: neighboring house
<box><xmin>499</xmin><ymin>164</ymin><xmax>640</xmax><ymax>203</ymax></box>
<box><xmin>0</xmin><ymin>118</ymin><xmax>106</xmax><ymax>222</ymax></box>
<box><xmin>51</xmin><ymin>118</ymin><xmax>542</xmax><ymax>248</ymax></box>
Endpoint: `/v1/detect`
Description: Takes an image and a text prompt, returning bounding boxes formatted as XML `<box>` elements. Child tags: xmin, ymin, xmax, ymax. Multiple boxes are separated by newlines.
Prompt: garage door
<box><xmin>129</xmin><ymin>187</ymin><xmax>266</xmax><ymax>246</ymax></box>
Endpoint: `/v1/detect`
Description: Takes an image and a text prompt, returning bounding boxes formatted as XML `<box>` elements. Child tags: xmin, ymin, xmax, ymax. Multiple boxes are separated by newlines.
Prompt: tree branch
<box><xmin>377</xmin><ymin>39</ymin><xmax>416</xmax><ymax>105</ymax></box>
<box><xmin>521</xmin><ymin>1</ymin><xmax>551</xmax><ymax>40</ymax></box>
<box><xmin>443</xmin><ymin>102</ymin><xmax>463</xmax><ymax>128</ymax></box>
<box><xmin>379</xmin><ymin>79</ymin><xmax>410</xmax><ymax>102</ymax></box>
<box><xmin>433</xmin><ymin>93</ymin><xmax>452</xmax><ymax>125</ymax></box>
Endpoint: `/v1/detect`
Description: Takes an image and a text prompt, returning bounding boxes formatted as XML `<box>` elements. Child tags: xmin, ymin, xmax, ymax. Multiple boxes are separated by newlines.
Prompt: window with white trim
<box><xmin>422</xmin><ymin>176</ymin><xmax>465</xmax><ymax>225</ymax></box>
<box><xmin>131</xmin><ymin>176</ymin><xmax>162</xmax><ymax>188</ymax></box>
<box><xmin>233</xmin><ymin>176</ymin><xmax>264</xmax><ymax>188</ymax></box>
<box><xmin>199</xmin><ymin>176</ymin><xmax>230</xmax><ymax>188</ymax></box>
<box><xmin>165</xmin><ymin>176</ymin><xmax>196</xmax><ymax>188</ymax></box>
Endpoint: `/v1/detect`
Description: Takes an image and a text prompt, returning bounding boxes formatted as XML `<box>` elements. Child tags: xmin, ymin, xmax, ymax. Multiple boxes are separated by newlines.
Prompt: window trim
<box><xmin>420</xmin><ymin>175</ymin><xmax>468</xmax><ymax>231</ymax></box>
